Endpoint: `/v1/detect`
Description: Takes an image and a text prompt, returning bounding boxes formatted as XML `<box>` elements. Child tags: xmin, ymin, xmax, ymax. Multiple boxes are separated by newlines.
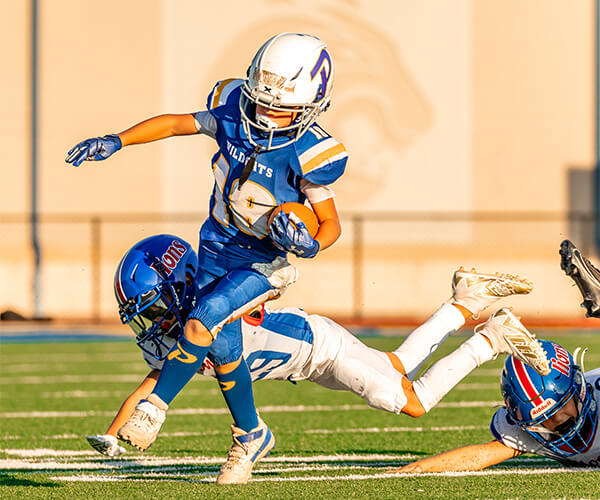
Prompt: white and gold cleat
<box><xmin>217</xmin><ymin>416</ymin><xmax>275</xmax><ymax>485</ymax></box>
<box><xmin>117</xmin><ymin>394</ymin><xmax>168</xmax><ymax>451</ymax></box>
<box><xmin>452</xmin><ymin>267</ymin><xmax>533</xmax><ymax>317</ymax></box>
<box><xmin>475</xmin><ymin>308</ymin><xmax>550</xmax><ymax>375</ymax></box>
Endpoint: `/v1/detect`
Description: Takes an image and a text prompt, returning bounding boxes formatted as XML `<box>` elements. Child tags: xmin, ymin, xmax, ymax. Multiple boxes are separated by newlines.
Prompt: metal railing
<box><xmin>1</xmin><ymin>211</ymin><xmax>597</xmax><ymax>320</ymax></box>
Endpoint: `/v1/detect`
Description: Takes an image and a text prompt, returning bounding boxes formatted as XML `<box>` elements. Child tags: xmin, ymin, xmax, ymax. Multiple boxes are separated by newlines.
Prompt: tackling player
<box><xmin>393</xmin><ymin>241</ymin><xmax>600</xmax><ymax>472</ymax></box>
<box><xmin>86</xmin><ymin>234</ymin><xmax>550</xmax><ymax>483</ymax></box>
<box><xmin>392</xmin><ymin>341</ymin><xmax>599</xmax><ymax>471</ymax></box>
<box><xmin>66</xmin><ymin>33</ymin><xmax>348</xmax><ymax>481</ymax></box>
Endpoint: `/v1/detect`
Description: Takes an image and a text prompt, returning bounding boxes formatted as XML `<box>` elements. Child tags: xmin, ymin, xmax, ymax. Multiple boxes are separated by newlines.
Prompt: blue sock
<box><xmin>216</xmin><ymin>358</ymin><xmax>259</xmax><ymax>432</ymax></box>
<box><xmin>153</xmin><ymin>335</ymin><xmax>210</xmax><ymax>405</ymax></box>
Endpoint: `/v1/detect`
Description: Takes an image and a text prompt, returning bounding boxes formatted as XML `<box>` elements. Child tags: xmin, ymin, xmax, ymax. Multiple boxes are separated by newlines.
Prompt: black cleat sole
<box><xmin>559</xmin><ymin>240</ymin><xmax>600</xmax><ymax>318</ymax></box>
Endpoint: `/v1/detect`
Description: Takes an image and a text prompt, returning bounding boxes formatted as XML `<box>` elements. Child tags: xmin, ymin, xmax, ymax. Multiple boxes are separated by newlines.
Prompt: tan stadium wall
<box><xmin>1</xmin><ymin>0</ymin><xmax>596</xmax><ymax>322</ymax></box>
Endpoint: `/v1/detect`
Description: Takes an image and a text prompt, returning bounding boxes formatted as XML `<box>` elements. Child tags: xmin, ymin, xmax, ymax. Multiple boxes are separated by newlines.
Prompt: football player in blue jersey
<box><xmin>66</xmin><ymin>33</ymin><xmax>348</xmax><ymax>482</ymax></box>
<box><xmin>86</xmin><ymin>234</ymin><xmax>552</xmax><ymax>483</ymax></box>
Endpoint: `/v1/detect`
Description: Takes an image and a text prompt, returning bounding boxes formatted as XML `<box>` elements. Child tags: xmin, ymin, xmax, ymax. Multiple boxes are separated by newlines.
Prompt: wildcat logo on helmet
<box><xmin>150</xmin><ymin>240</ymin><xmax>188</xmax><ymax>276</ymax></box>
<box><xmin>550</xmin><ymin>343</ymin><xmax>571</xmax><ymax>377</ymax></box>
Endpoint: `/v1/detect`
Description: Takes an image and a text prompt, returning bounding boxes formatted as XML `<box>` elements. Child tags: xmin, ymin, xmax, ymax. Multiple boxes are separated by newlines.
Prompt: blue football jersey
<box><xmin>199</xmin><ymin>78</ymin><xmax>347</xmax><ymax>264</ymax></box>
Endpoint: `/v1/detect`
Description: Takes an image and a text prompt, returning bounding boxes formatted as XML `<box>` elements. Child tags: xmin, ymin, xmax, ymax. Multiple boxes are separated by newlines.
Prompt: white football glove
<box><xmin>86</xmin><ymin>434</ymin><xmax>127</xmax><ymax>457</ymax></box>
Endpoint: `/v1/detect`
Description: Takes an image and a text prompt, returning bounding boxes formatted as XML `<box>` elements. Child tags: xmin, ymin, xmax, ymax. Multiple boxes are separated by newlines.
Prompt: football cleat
<box><xmin>117</xmin><ymin>394</ymin><xmax>168</xmax><ymax>451</ymax></box>
<box><xmin>452</xmin><ymin>267</ymin><xmax>533</xmax><ymax>317</ymax></box>
<box><xmin>86</xmin><ymin>434</ymin><xmax>126</xmax><ymax>457</ymax></box>
<box><xmin>475</xmin><ymin>308</ymin><xmax>550</xmax><ymax>375</ymax></box>
<box><xmin>559</xmin><ymin>239</ymin><xmax>600</xmax><ymax>318</ymax></box>
<box><xmin>217</xmin><ymin>416</ymin><xmax>275</xmax><ymax>484</ymax></box>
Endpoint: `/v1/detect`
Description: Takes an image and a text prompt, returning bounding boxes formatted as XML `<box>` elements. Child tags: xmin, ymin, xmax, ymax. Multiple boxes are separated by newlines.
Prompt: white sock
<box><xmin>411</xmin><ymin>332</ymin><xmax>495</xmax><ymax>413</ymax></box>
<box><xmin>393</xmin><ymin>303</ymin><xmax>465</xmax><ymax>379</ymax></box>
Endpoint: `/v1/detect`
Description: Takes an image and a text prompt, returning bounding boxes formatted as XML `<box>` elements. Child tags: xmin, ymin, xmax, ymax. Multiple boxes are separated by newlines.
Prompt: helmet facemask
<box><xmin>239</xmin><ymin>33</ymin><xmax>333</xmax><ymax>150</ymax></box>
<box><xmin>119</xmin><ymin>281</ymin><xmax>186</xmax><ymax>361</ymax></box>
<box><xmin>239</xmin><ymin>83</ymin><xmax>322</xmax><ymax>150</ymax></box>
<box><xmin>517</xmin><ymin>367</ymin><xmax>598</xmax><ymax>457</ymax></box>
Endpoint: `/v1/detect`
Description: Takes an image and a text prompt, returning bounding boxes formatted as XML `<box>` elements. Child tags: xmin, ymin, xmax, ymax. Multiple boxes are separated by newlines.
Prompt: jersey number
<box><xmin>212</xmin><ymin>155</ymin><xmax>275</xmax><ymax>238</ymax></box>
<box><xmin>246</xmin><ymin>350</ymin><xmax>292</xmax><ymax>380</ymax></box>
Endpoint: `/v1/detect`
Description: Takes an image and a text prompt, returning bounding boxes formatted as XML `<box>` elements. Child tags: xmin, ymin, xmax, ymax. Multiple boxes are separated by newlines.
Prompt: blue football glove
<box><xmin>65</xmin><ymin>134</ymin><xmax>122</xmax><ymax>167</ymax></box>
<box><xmin>269</xmin><ymin>211</ymin><xmax>320</xmax><ymax>258</ymax></box>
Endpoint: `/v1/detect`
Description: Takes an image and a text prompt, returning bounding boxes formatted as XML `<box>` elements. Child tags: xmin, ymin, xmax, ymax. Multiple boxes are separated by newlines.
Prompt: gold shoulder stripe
<box><xmin>210</xmin><ymin>79</ymin><xmax>237</xmax><ymax>109</ymax></box>
<box><xmin>301</xmin><ymin>143</ymin><xmax>347</xmax><ymax>175</ymax></box>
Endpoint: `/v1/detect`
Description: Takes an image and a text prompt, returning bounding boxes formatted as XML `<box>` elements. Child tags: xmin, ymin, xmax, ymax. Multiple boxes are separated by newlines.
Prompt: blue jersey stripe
<box><xmin>262</xmin><ymin>311</ymin><xmax>314</xmax><ymax>344</ymax></box>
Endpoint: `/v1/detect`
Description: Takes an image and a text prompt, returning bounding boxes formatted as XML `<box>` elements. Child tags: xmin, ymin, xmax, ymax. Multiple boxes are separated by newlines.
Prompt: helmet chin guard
<box><xmin>239</xmin><ymin>33</ymin><xmax>334</xmax><ymax>150</ymax></box>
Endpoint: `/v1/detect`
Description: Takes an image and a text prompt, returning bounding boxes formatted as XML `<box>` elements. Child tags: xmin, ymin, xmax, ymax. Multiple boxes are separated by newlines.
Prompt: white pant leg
<box><xmin>412</xmin><ymin>333</ymin><xmax>495</xmax><ymax>412</ymax></box>
<box><xmin>305</xmin><ymin>315</ymin><xmax>408</xmax><ymax>414</ymax></box>
<box><xmin>393</xmin><ymin>303</ymin><xmax>465</xmax><ymax>379</ymax></box>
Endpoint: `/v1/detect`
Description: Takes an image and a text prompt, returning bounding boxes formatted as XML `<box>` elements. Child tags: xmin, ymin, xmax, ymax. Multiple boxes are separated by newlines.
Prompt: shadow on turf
<box><xmin>0</xmin><ymin>473</ymin><xmax>60</xmax><ymax>488</ymax></box>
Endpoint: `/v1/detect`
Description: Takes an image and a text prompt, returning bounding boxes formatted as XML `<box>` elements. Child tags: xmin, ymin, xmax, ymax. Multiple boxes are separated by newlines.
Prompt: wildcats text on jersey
<box><xmin>200</xmin><ymin>79</ymin><xmax>347</xmax><ymax>257</ymax></box>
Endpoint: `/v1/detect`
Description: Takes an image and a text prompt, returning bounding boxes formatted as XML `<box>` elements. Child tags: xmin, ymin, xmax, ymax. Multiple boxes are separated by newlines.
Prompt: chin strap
<box><xmin>238</xmin><ymin>144</ymin><xmax>263</xmax><ymax>187</ymax></box>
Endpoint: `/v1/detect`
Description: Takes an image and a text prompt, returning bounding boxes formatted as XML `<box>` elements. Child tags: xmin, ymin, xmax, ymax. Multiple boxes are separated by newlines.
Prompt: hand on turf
<box><xmin>65</xmin><ymin>134</ymin><xmax>122</xmax><ymax>167</ymax></box>
<box><xmin>86</xmin><ymin>434</ymin><xmax>127</xmax><ymax>457</ymax></box>
<box><xmin>269</xmin><ymin>211</ymin><xmax>320</xmax><ymax>258</ymax></box>
<box><xmin>388</xmin><ymin>463</ymin><xmax>424</xmax><ymax>473</ymax></box>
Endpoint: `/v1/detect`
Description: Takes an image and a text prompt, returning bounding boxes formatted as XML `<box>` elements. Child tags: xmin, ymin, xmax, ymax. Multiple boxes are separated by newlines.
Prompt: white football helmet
<box><xmin>240</xmin><ymin>33</ymin><xmax>334</xmax><ymax>150</ymax></box>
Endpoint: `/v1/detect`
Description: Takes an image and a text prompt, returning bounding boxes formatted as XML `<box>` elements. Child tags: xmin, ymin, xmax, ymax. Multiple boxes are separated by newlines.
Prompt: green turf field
<box><xmin>1</xmin><ymin>331</ymin><xmax>599</xmax><ymax>499</ymax></box>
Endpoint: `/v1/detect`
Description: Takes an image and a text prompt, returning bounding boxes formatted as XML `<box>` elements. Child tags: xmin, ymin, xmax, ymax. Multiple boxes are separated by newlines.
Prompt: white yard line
<box><xmin>437</xmin><ymin>401</ymin><xmax>502</xmax><ymax>408</ymax></box>
<box><xmin>0</xmin><ymin>453</ymin><xmax>417</xmax><ymax>471</ymax></box>
<box><xmin>0</xmin><ymin>353</ymin><xmax>139</xmax><ymax>364</ymax></box>
<box><xmin>304</xmin><ymin>425</ymin><xmax>488</xmax><ymax>434</ymax></box>
<box><xmin>50</xmin><ymin>467</ymin><xmax>598</xmax><ymax>483</ymax></box>
<box><xmin>0</xmin><ymin>402</ymin><xmax>502</xmax><ymax>419</ymax></box>
<box><xmin>453</xmin><ymin>383</ymin><xmax>498</xmax><ymax>390</ymax></box>
<box><xmin>0</xmin><ymin>374</ymin><xmax>152</xmax><ymax>385</ymax></box>
<box><xmin>0</xmin><ymin>425</ymin><xmax>488</xmax><ymax>441</ymax></box>
<box><xmin>1</xmin><ymin>449</ymin><xmax>98</xmax><ymax>457</ymax></box>
<box><xmin>34</xmin><ymin>389</ymin><xmax>220</xmax><ymax>399</ymax></box>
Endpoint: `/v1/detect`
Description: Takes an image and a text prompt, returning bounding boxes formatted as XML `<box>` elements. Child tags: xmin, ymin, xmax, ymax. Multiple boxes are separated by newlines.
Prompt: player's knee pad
<box><xmin>333</xmin><ymin>361</ymin><xmax>408</xmax><ymax>415</ymax></box>
<box><xmin>189</xmin><ymin>294</ymin><xmax>232</xmax><ymax>333</ymax></box>
<box><xmin>206</xmin><ymin>322</ymin><xmax>244</xmax><ymax>365</ymax></box>
<box><xmin>363</xmin><ymin>391</ymin><xmax>400</xmax><ymax>414</ymax></box>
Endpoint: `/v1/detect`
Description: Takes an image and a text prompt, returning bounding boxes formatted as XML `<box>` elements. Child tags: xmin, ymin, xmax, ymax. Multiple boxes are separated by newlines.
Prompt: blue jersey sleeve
<box><xmin>294</xmin><ymin>124</ymin><xmax>348</xmax><ymax>185</ymax></box>
<box><xmin>206</xmin><ymin>78</ymin><xmax>244</xmax><ymax>115</ymax></box>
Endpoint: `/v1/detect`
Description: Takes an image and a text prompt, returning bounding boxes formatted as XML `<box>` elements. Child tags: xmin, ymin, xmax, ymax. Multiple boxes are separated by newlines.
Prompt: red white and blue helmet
<box><xmin>114</xmin><ymin>234</ymin><xmax>198</xmax><ymax>360</ymax></box>
<box><xmin>501</xmin><ymin>340</ymin><xmax>597</xmax><ymax>457</ymax></box>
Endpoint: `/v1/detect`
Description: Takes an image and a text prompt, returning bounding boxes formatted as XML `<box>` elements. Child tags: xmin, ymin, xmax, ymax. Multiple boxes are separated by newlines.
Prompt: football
<box><xmin>267</xmin><ymin>202</ymin><xmax>319</xmax><ymax>238</ymax></box>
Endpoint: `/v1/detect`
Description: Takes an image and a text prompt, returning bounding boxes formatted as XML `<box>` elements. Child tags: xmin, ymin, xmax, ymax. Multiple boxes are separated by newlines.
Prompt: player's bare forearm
<box><xmin>311</xmin><ymin>198</ymin><xmax>341</xmax><ymax>251</ymax></box>
<box><xmin>391</xmin><ymin>440</ymin><xmax>522</xmax><ymax>472</ymax></box>
<box><xmin>118</xmin><ymin>114</ymin><xmax>198</xmax><ymax>146</ymax></box>
<box><xmin>105</xmin><ymin>370</ymin><xmax>160</xmax><ymax>436</ymax></box>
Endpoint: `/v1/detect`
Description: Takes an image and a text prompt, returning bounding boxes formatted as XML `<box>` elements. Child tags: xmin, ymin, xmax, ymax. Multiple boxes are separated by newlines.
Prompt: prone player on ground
<box><xmin>391</xmin><ymin>341</ymin><xmax>599</xmax><ymax>471</ymax></box>
<box><xmin>392</xmin><ymin>241</ymin><xmax>600</xmax><ymax>472</ymax></box>
<box><xmin>88</xmin><ymin>234</ymin><xmax>550</xmax><ymax>471</ymax></box>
